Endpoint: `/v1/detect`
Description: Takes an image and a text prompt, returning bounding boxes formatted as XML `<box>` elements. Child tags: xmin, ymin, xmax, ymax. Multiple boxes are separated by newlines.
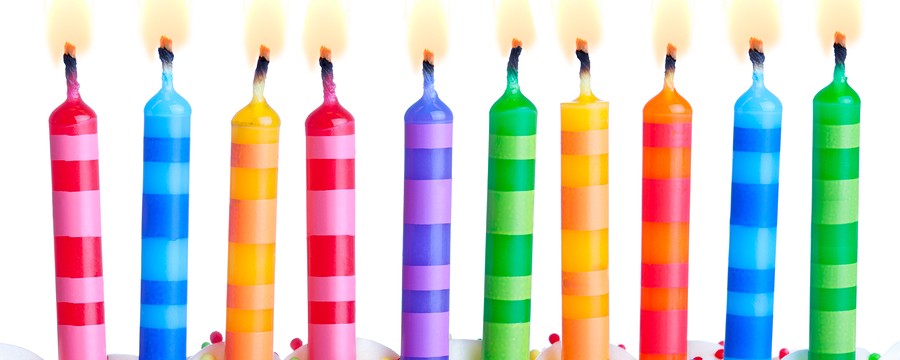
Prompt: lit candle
<box><xmin>139</xmin><ymin>36</ymin><xmax>192</xmax><ymax>360</ymax></box>
<box><xmin>483</xmin><ymin>38</ymin><xmax>537</xmax><ymax>360</ymax></box>
<box><xmin>559</xmin><ymin>38</ymin><xmax>609</xmax><ymax>360</ymax></box>
<box><xmin>640</xmin><ymin>44</ymin><xmax>691</xmax><ymax>360</ymax></box>
<box><xmin>49</xmin><ymin>43</ymin><xmax>106</xmax><ymax>360</ymax></box>
<box><xmin>810</xmin><ymin>32</ymin><xmax>860</xmax><ymax>360</ymax></box>
<box><xmin>401</xmin><ymin>49</ymin><xmax>453</xmax><ymax>360</ymax></box>
<box><xmin>226</xmin><ymin>45</ymin><xmax>280</xmax><ymax>359</ymax></box>
<box><xmin>306</xmin><ymin>46</ymin><xmax>356</xmax><ymax>360</ymax></box>
<box><xmin>723</xmin><ymin>38</ymin><xmax>782</xmax><ymax>360</ymax></box>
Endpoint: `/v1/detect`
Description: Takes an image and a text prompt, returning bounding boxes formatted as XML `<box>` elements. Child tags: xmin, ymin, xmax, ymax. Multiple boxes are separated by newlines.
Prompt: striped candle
<box><xmin>723</xmin><ymin>39</ymin><xmax>782</xmax><ymax>360</ymax></box>
<box><xmin>49</xmin><ymin>43</ymin><xmax>106</xmax><ymax>360</ymax></box>
<box><xmin>139</xmin><ymin>37</ymin><xmax>191</xmax><ymax>360</ymax></box>
<box><xmin>559</xmin><ymin>39</ymin><xmax>609</xmax><ymax>360</ymax></box>
<box><xmin>400</xmin><ymin>50</ymin><xmax>453</xmax><ymax>360</ymax></box>
<box><xmin>306</xmin><ymin>47</ymin><xmax>356</xmax><ymax>360</ymax></box>
<box><xmin>483</xmin><ymin>39</ymin><xmax>537</xmax><ymax>360</ymax></box>
<box><xmin>809</xmin><ymin>33</ymin><xmax>860</xmax><ymax>360</ymax></box>
<box><xmin>639</xmin><ymin>44</ymin><xmax>692</xmax><ymax>360</ymax></box>
<box><xmin>225</xmin><ymin>47</ymin><xmax>280</xmax><ymax>359</ymax></box>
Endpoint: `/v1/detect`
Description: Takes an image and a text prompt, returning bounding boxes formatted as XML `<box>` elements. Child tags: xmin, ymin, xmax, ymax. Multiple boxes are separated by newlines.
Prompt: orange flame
<box><xmin>651</xmin><ymin>0</ymin><xmax>691</xmax><ymax>62</ymax></box>
<box><xmin>817</xmin><ymin>0</ymin><xmax>860</xmax><ymax>52</ymax></box>
<box><xmin>47</xmin><ymin>0</ymin><xmax>92</xmax><ymax>58</ymax></box>
<box><xmin>727</xmin><ymin>0</ymin><xmax>779</xmax><ymax>59</ymax></box>
<box><xmin>407</xmin><ymin>0</ymin><xmax>449</xmax><ymax>69</ymax></box>
<box><xmin>302</xmin><ymin>0</ymin><xmax>348</xmax><ymax>67</ymax></box>
<box><xmin>244</xmin><ymin>0</ymin><xmax>285</xmax><ymax>65</ymax></box>
<box><xmin>141</xmin><ymin>0</ymin><xmax>190</xmax><ymax>56</ymax></box>
<box><xmin>495</xmin><ymin>0</ymin><xmax>535</xmax><ymax>53</ymax></box>
<box><xmin>556</xmin><ymin>0</ymin><xmax>601</xmax><ymax>56</ymax></box>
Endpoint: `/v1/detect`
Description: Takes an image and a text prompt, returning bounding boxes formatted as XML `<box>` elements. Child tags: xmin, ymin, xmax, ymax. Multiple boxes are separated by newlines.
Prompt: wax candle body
<box><xmin>401</xmin><ymin>61</ymin><xmax>453</xmax><ymax>360</ymax></box>
<box><xmin>483</xmin><ymin>46</ymin><xmax>537</xmax><ymax>360</ymax></box>
<box><xmin>724</xmin><ymin>57</ymin><xmax>782</xmax><ymax>360</ymax></box>
<box><xmin>640</xmin><ymin>61</ymin><xmax>691</xmax><ymax>360</ymax></box>
<box><xmin>560</xmin><ymin>92</ymin><xmax>609</xmax><ymax>360</ymax></box>
<box><xmin>810</xmin><ymin>58</ymin><xmax>860</xmax><ymax>360</ymax></box>
<box><xmin>306</xmin><ymin>58</ymin><xmax>356</xmax><ymax>360</ymax></box>
<box><xmin>226</xmin><ymin>85</ymin><xmax>280</xmax><ymax>359</ymax></box>
<box><xmin>140</xmin><ymin>53</ymin><xmax>191</xmax><ymax>360</ymax></box>
<box><xmin>49</xmin><ymin>51</ymin><xmax>107</xmax><ymax>360</ymax></box>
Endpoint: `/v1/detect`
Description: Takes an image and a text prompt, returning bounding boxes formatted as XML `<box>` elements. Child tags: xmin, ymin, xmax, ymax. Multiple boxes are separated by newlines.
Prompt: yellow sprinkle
<box><xmin>200</xmin><ymin>354</ymin><xmax>215</xmax><ymax>360</ymax></box>
<box><xmin>530</xmin><ymin>349</ymin><xmax>540</xmax><ymax>360</ymax></box>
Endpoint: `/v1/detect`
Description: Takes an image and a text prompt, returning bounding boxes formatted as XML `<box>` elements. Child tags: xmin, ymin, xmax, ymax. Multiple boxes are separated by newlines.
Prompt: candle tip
<box><xmin>159</xmin><ymin>36</ymin><xmax>174</xmax><ymax>65</ymax></box>
<box><xmin>665</xmin><ymin>43</ymin><xmax>676</xmax><ymax>73</ymax></box>
<box><xmin>749</xmin><ymin>37</ymin><xmax>764</xmax><ymax>53</ymax></box>
<box><xmin>575</xmin><ymin>39</ymin><xmax>590</xmax><ymax>79</ymax></box>
<box><xmin>259</xmin><ymin>45</ymin><xmax>271</xmax><ymax>61</ymax></box>
<box><xmin>423</xmin><ymin>49</ymin><xmax>435</xmax><ymax>65</ymax></box>
<box><xmin>576</xmin><ymin>38</ymin><xmax>588</xmax><ymax>53</ymax></box>
<box><xmin>749</xmin><ymin>37</ymin><xmax>764</xmax><ymax>67</ymax></box>
<box><xmin>666</xmin><ymin>43</ymin><xmax>677</xmax><ymax>60</ymax></box>
<box><xmin>511</xmin><ymin>38</ymin><xmax>523</xmax><ymax>49</ymax></box>
<box><xmin>833</xmin><ymin>32</ymin><xmax>847</xmax><ymax>65</ymax></box>
<box><xmin>64</xmin><ymin>42</ymin><xmax>77</xmax><ymax>58</ymax></box>
<box><xmin>423</xmin><ymin>49</ymin><xmax>435</xmax><ymax>86</ymax></box>
<box><xmin>319</xmin><ymin>46</ymin><xmax>332</xmax><ymax>62</ymax></box>
<box><xmin>254</xmin><ymin>45</ymin><xmax>270</xmax><ymax>85</ymax></box>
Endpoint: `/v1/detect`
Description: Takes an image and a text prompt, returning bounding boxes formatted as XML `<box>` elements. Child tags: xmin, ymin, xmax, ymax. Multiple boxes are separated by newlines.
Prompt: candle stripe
<box><xmin>50</xmin><ymin>134</ymin><xmax>99</xmax><ymax>161</ymax></box>
<box><xmin>142</xmin><ymin>165</ymin><xmax>190</xmax><ymax>194</ymax></box>
<box><xmin>226</xmin><ymin>308</ymin><xmax>275</xmax><ymax>331</ymax></box>
<box><xmin>309</xmin><ymin>301</ymin><xmax>356</xmax><ymax>323</ymax></box>
<box><xmin>402</xmin><ymin>290</ymin><xmax>451</xmax><ymax>312</ymax></box>
<box><xmin>306</xmin><ymin>135</ymin><xmax>355</xmax><ymax>159</ymax></box>
<box><xmin>228</xmin><ymin>284</ymin><xmax>276</xmax><ymax>309</ymax></box>
<box><xmin>225</xmin><ymin>331</ymin><xmax>274</xmax><ymax>360</ymax></box>
<box><xmin>729</xmin><ymin>183</ymin><xmax>779</xmax><ymax>227</ymax></box>
<box><xmin>484</xmin><ymin>275</ymin><xmax>532</xmax><ymax>300</ymax></box>
<box><xmin>561</xmin><ymin>295</ymin><xmax>608</xmax><ymax>318</ymax></box>
<box><xmin>403</xmin><ymin>265</ymin><xmax>451</xmax><ymax>290</ymax></box>
<box><xmin>560</xmin><ymin>185</ymin><xmax>608</xmax><ymax>230</ymax></box>
<box><xmin>57</xmin><ymin>325</ymin><xmax>105</xmax><ymax>358</ymax></box>
<box><xmin>140</xmin><ymin>305</ymin><xmax>188</xmax><ymax>328</ymax></box>
<box><xmin>230</xmin><ymin>168</ymin><xmax>278</xmax><ymax>199</ymax></box>
<box><xmin>54</xmin><ymin>236</ymin><xmax>103</xmax><ymax>277</ymax></box>
<box><xmin>231</xmin><ymin>143</ymin><xmax>279</xmax><ymax>168</ymax></box>
<box><xmin>561</xmin><ymin>155</ymin><xmax>608</xmax><ymax>186</ymax></box>
<box><xmin>485</xmin><ymin>234</ymin><xmax>533</xmax><ymax>276</ymax></box>
<box><xmin>51</xmin><ymin>161</ymin><xmax>100</xmax><ymax>191</ymax></box>
<box><xmin>308</xmin><ymin>276</ymin><xmax>356</xmax><ymax>302</ymax></box>
<box><xmin>641</xmin><ymin>263</ymin><xmax>690</xmax><ymax>288</ymax></box>
<box><xmin>307</xmin><ymin>159</ymin><xmax>356</xmax><ymax>189</ymax></box>
<box><xmin>405</xmin><ymin>148</ymin><xmax>453</xmax><ymax>180</ymax></box>
<box><xmin>561</xmin><ymin>129</ymin><xmax>608</xmax><ymax>155</ymax></box>
<box><xmin>643</xmin><ymin>123</ymin><xmax>692</xmax><ymax>148</ymax></box>
<box><xmin>308</xmin><ymin>235</ymin><xmax>356</xmax><ymax>276</ymax></box>
<box><xmin>307</xmin><ymin>190</ymin><xmax>356</xmax><ymax>235</ymax></box>
<box><xmin>726</xmin><ymin>292</ymin><xmax>774</xmax><ymax>316</ymax></box>
<box><xmin>404</xmin><ymin>179</ymin><xmax>452</xmax><ymax>224</ymax></box>
<box><xmin>57</xmin><ymin>302</ymin><xmax>105</xmax><ymax>325</ymax></box>
<box><xmin>403</xmin><ymin>224</ymin><xmax>451</xmax><ymax>266</ymax></box>
<box><xmin>227</xmin><ymin>243</ymin><xmax>276</xmax><ymax>284</ymax></box>
<box><xmin>308</xmin><ymin>324</ymin><xmax>355</xmax><ymax>359</ymax></box>
<box><xmin>813</xmin><ymin>124</ymin><xmax>860</xmax><ymax>148</ymax></box>
<box><xmin>144</xmin><ymin>137</ymin><xmax>190</xmax><ymax>162</ymax></box>
<box><xmin>140</xmin><ymin>328</ymin><xmax>187</xmax><ymax>359</ymax></box>
<box><xmin>229</xmin><ymin>199</ymin><xmax>277</xmax><ymax>244</ymax></box>
<box><xmin>141</xmin><ymin>194</ymin><xmax>189</xmax><ymax>238</ymax></box>
<box><xmin>140</xmin><ymin>280</ymin><xmax>188</xmax><ymax>305</ymax></box>
<box><xmin>56</xmin><ymin>277</ymin><xmax>105</xmax><ymax>303</ymax></box>
<box><xmin>641</xmin><ymin>179</ymin><xmax>691</xmax><ymax>222</ymax></box>
<box><xmin>401</xmin><ymin>312</ymin><xmax>451</xmax><ymax>358</ymax></box>
<box><xmin>727</xmin><ymin>268</ymin><xmax>776</xmax><ymax>293</ymax></box>
<box><xmin>405</xmin><ymin>123</ymin><xmax>453</xmax><ymax>149</ymax></box>
<box><xmin>141</xmin><ymin>238</ymin><xmax>188</xmax><ymax>280</ymax></box>
<box><xmin>487</xmin><ymin>161</ymin><xmax>536</xmax><ymax>190</ymax></box>
<box><xmin>724</xmin><ymin>315</ymin><xmax>773</xmax><ymax>358</ymax></box>
<box><xmin>733</xmin><ymin>128</ymin><xmax>781</xmax><ymax>153</ymax></box>
<box><xmin>486</xmin><ymin>191</ymin><xmax>535</xmax><ymax>233</ymax></box>
<box><xmin>52</xmin><ymin>191</ymin><xmax>101</xmax><ymax>236</ymax></box>
<box><xmin>561</xmin><ymin>270</ymin><xmax>608</xmax><ymax>296</ymax></box>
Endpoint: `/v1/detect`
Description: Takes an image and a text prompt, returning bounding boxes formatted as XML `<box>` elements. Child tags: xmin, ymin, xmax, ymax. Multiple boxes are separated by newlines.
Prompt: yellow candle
<box><xmin>559</xmin><ymin>39</ymin><xmax>609</xmax><ymax>360</ymax></box>
<box><xmin>226</xmin><ymin>45</ymin><xmax>280</xmax><ymax>359</ymax></box>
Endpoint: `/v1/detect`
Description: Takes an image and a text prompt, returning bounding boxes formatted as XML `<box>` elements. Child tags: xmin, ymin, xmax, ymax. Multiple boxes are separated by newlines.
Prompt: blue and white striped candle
<box><xmin>723</xmin><ymin>38</ymin><xmax>782</xmax><ymax>360</ymax></box>
<box><xmin>139</xmin><ymin>37</ymin><xmax>191</xmax><ymax>360</ymax></box>
<box><xmin>400</xmin><ymin>50</ymin><xmax>453</xmax><ymax>360</ymax></box>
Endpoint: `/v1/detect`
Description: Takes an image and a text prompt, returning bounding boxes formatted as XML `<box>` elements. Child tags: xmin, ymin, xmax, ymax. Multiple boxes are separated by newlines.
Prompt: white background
<box><xmin>1</xmin><ymin>0</ymin><xmax>898</xmax><ymax>358</ymax></box>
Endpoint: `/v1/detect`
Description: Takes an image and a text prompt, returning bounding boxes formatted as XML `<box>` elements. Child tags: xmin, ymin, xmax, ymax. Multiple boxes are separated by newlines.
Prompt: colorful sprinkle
<box><xmin>290</xmin><ymin>338</ymin><xmax>303</xmax><ymax>350</ymax></box>
<box><xmin>209</xmin><ymin>331</ymin><xmax>223</xmax><ymax>344</ymax></box>
<box><xmin>779</xmin><ymin>348</ymin><xmax>790</xmax><ymax>359</ymax></box>
<box><xmin>693</xmin><ymin>357</ymin><xmax>703</xmax><ymax>360</ymax></box>
<box><xmin>549</xmin><ymin>333</ymin><xmax>560</xmax><ymax>344</ymax></box>
<box><xmin>619</xmin><ymin>344</ymin><xmax>627</xmax><ymax>350</ymax></box>
<box><xmin>719</xmin><ymin>340</ymin><xmax>725</xmax><ymax>346</ymax></box>
<box><xmin>201</xmin><ymin>341</ymin><xmax>210</xmax><ymax>349</ymax></box>
<box><xmin>530</xmin><ymin>349</ymin><xmax>540</xmax><ymax>360</ymax></box>
<box><xmin>715</xmin><ymin>349</ymin><xmax>725</xmax><ymax>359</ymax></box>
<box><xmin>870</xmin><ymin>354</ymin><xmax>882</xmax><ymax>360</ymax></box>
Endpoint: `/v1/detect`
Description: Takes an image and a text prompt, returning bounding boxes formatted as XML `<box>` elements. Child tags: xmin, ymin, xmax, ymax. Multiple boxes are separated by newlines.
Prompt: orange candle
<box><xmin>639</xmin><ymin>44</ymin><xmax>692</xmax><ymax>360</ymax></box>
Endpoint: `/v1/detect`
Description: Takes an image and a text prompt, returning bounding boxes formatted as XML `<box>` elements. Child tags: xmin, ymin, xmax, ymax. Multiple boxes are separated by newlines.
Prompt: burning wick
<box><xmin>507</xmin><ymin>38</ymin><xmax>523</xmax><ymax>91</ymax></box>
<box><xmin>575</xmin><ymin>38</ymin><xmax>591</xmax><ymax>96</ymax></box>
<box><xmin>253</xmin><ymin>45</ymin><xmax>270</xmax><ymax>100</ymax></box>
<box><xmin>664</xmin><ymin>43</ymin><xmax>677</xmax><ymax>89</ymax></box>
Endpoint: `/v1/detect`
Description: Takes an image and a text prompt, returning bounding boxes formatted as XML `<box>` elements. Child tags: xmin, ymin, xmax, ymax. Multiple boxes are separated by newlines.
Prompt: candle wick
<box><xmin>159</xmin><ymin>44</ymin><xmax>174</xmax><ymax>89</ymax></box>
<box><xmin>63</xmin><ymin>44</ymin><xmax>80</xmax><ymax>100</ymax></box>
<box><xmin>423</xmin><ymin>58</ymin><xmax>436</xmax><ymax>98</ymax></box>
<box><xmin>749</xmin><ymin>47</ymin><xmax>765</xmax><ymax>85</ymax></box>
<box><xmin>576</xmin><ymin>47</ymin><xmax>592</xmax><ymax>97</ymax></box>
<box><xmin>253</xmin><ymin>55</ymin><xmax>269</xmax><ymax>101</ymax></box>
<box><xmin>320</xmin><ymin>56</ymin><xmax>337</xmax><ymax>103</ymax></box>
<box><xmin>664</xmin><ymin>46</ymin><xmax>676</xmax><ymax>90</ymax></box>
<box><xmin>506</xmin><ymin>43</ymin><xmax>522</xmax><ymax>91</ymax></box>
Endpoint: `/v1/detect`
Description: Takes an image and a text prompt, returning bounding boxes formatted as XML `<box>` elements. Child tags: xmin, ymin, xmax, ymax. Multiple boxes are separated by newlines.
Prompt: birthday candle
<box><xmin>48</xmin><ymin>43</ymin><xmax>106</xmax><ymax>360</ymax></box>
<box><xmin>139</xmin><ymin>36</ymin><xmax>191</xmax><ymax>360</ymax></box>
<box><xmin>226</xmin><ymin>45</ymin><xmax>280</xmax><ymax>359</ymax></box>
<box><xmin>723</xmin><ymin>38</ymin><xmax>782</xmax><ymax>360</ymax></box>
<box><xmin>639</xmin><ymin>44</ymin><xmax>692</xmax><ymax>360</ymax></box>
<box><xmin>810</xmin><ymin>32</ymin><xmax>860</xmax><ymax>360</ymax></box>
<box><xmin>401</xmin><ymin>50</ymin><xmax>453</xmax><ymax>360</ymax></box>
<box><xmin>559</xmin><ymin>39</ymin><xmax>609</xmax><ymax>360</ymax></box>
<box><xmin>306</xmin><ymin>47</ymin><xmax>356</xmax><ymax>360</ymax></box>
<box><xmin>483</xmin><ymin>38</ymin><xmax>537</xmax><ymax>360</ymax></box>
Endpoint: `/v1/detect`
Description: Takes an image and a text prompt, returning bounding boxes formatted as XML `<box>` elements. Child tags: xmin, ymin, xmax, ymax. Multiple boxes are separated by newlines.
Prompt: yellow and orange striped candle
<box><xmin>225</xmin><ymin>45</ymin><xmax>280</xmax><ymax>359</ymax></box>
<box><xmin>559</xmin><ymin>39</ymin><xmax>609</xmax><ymax>360</ymax></box>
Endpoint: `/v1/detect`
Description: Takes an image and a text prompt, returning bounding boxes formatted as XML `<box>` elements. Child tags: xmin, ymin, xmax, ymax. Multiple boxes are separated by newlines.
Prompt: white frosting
<box><xmin>282</xmin><ymin>338</ymin><xmax>398</xmax><ymax>360</ymax></box>
<box><xmin>782</xmin><ymin>348</ymin><xmax>874</xmax><ymax>360</ymax></box>
<box><xmin>0</xmin><ymin>344</ymin><xmax>42</xmax><ymax>360</ymax></box>
<box><xmin>187</xmin><ymin>342</ymin><xmax>280</xmax><ymax>360</ymax></box>
<box><xmin>535</xmin><ymin>341</ymin><xmax>637</xmax><ymax>360</ymax></box>
<box><xmin>106</xmin><ymin>356</ymin><xmax>139</xmax><ymax>360</ymax></box>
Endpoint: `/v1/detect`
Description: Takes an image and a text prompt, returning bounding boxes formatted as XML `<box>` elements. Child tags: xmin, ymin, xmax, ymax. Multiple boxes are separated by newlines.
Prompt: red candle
<box><xmin>306</xmin><ymin>46</ymin><xmax>356</xmax><ymax>359</ymax></box>
<box><xmin>49</xmin><ymin>43</ymin><xmax>106</xmax><ymax>359</ymax></box>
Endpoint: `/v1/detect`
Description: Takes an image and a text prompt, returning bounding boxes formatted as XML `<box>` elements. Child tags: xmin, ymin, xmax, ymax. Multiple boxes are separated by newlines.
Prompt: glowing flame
<box><xmin>47</xmin><ymin>0</ymin><xmax>92</xmax><ymax>57</ymax></box>
<box><xmin>244</xmin><ymin>0</ymin><xmax>286</xmax><ymax>64</ymax></box>
<box><xmin>495</xmin><ymin>0</ymin><xmax>536</xmax><ymax>53</ymax></box>
<box><xmin>407</xmin><ymin>0</ymin><xmax>449</xmax><ymax>69</ymax></box>
<box><xmin>817</xmin><ymin>0</ymin><xmax>860</xmax><ymax>51</ymax></box>
<box><xmin>555</xmin><ymin>0</ymin><xmax>601</xmax><ymax>56</ymax></box>
<box><xmin>302</xmin><ymin>0</ymin><xmax>348</xmax><ymax>67</ymax></box>
<box><xmin>651</xmin><ymin>0</ymin><xmax>691</xmax><ymax>62</ymax></box>
<box><xmin>141</xmin><ymin>0</ymin><xmax>190</xmax><ymax>56</ymax></box>
<box><xmin>727</xmin><ymin>0</ymin><xmax>779</xmax><ymax>59</ymax></box>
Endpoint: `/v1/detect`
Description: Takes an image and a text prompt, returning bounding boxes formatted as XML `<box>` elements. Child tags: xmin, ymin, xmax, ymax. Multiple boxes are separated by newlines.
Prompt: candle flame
<box><xmin>141</xmin><ymin>0</ymin><xmax>190</xmax><ymax>57</ymax></box>
<box><xmin>555</xmin><ymin>0</ymin><xmax>601</xmax><ymax>56</ymax></box>
<box><xmin>46</xmin><ymin>0</ymin><xmax>92</xmax><ymax>58</ymax></box>
<box><xmin>407</xmin><ymin>0</ymin><xmax>449</xmax><ymax>69</ymax></box>
<box><xmin>817</xmin><ymin>0</ymin><xmax>860</xmax><ymax>52</ymax></box>
<box><xmin>495</xmin><ymin>0</ymin><xmax>535</xmax><ymax>54</ymax></box>
<box><xmin>244</xmin><ymin>0</ymin><xmax>285</xmax><ymax>65</ymax></box>
<box><xmin>651</xmin><ymin>0</ymin><xmax>691</xmax><ymax>63</ymax></box>
<box><xmin>302</xmin><ymin>0</ymin><xmax>348</xmax><ymax>67</ymax></box>
<box><xmin>727</xmin><ymin>0</ymin><xmax>779</xmax><ymax>59</ymax></box>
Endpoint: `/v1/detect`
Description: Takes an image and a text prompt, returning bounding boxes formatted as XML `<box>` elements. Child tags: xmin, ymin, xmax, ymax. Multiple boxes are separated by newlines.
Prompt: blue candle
<box><xmin>723</xmin><ymin>38</ymin><xmax>782</xmax><ymax>360</ymax></box>
<box><xmin>400</xmin><ymin>49</ymin><xmax>453</xmax><ymax>360</ymax></box>
<box><xmin>139</xmin><ymin>36</ymin><xmax>191</xmax><ymax>360</ymax></box>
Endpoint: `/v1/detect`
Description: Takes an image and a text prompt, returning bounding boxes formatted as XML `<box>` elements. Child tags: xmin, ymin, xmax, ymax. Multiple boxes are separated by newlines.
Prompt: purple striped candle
<box><xmin>400</xmin><ymin>50</ymin><xmax>453</xmax><ymax>360</ymax></box>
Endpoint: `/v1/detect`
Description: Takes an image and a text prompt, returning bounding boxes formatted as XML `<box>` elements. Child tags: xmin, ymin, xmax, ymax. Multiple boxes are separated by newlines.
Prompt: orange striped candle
<box><xmin>559</xmin><ymin>39</ymin><xmax>609</xmax><ymax>360</ymax></box>
<box><xmin>225</xmin><ymin>45</ymin><xmax>280</xmax><ymax>359</ymax></box>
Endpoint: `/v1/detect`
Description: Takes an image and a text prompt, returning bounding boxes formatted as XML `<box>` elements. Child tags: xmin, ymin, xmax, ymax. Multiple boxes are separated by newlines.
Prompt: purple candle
<box><xmin>400</xmin><ymin>50</ymin><xmax>453</xmax><ymax>360</ymax></box>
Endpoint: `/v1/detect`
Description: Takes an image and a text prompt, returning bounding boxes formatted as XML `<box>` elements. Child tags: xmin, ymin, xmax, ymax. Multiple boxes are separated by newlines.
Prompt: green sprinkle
<box><xmin>201</xmin><ymin>341</ymin><xmax>211</xmax><ymax>349</ymax></box>
<box><xmin>870</xmin><ymin>354</ymin><xmax>881</xmax><ymax>360</ymax></box>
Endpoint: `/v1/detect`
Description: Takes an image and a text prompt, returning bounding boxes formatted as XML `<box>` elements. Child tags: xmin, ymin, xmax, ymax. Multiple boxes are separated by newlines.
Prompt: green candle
<box><xmin>483</xmin><ymin>38</ymin><xmax>537</xmax><ymax>360</ymax></box>
<box><xmin>810</xmin><ymin>32</ymin><xmax>860</xmax><ymax>360</ymax></box>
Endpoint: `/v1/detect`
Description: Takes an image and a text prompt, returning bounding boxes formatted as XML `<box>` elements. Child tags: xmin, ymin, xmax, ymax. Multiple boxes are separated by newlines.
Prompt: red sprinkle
<box><xmin>693</xmin><ymin>357</ymin><xmax>703</xmax><ymax>360</ymax></box>
<box><xmin>209</xmin><ymin>331</ymin><xmax>223</xmax><ymax>344</ymax></box>
<box><xmin>719</xmin><ymin>340</ymin><xmax>725</xmax><ymax>346</ymax></box>
<box><xmin>618</xmin><ymin>344</ymin><xmax>627</xmax><ymax>350</ymax></box>
<box><xmin>779</xmin><ymin>348</ymin><xmax>790</xmax><ymax>359</ymax></box>
<box><xmin>715</xmin><ymin>349</ymin><xmax>724</xmax><ymax>359</ymax></box>
<box><xmin>549</xmin><ymin>333</ymin><xmax>560</xmax><ymax>344</ymax></box>
<box><xmin>291</xmin><ymin>338</ymin><xmax>303</xmax><ymax>350</ymax></box>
